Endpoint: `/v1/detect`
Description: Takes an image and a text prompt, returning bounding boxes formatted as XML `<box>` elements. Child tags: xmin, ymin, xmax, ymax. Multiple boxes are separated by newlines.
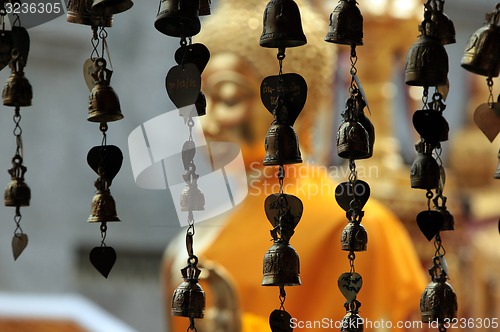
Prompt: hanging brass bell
<box><xmin>405</xmin><ymin>21</ymin><xmax>449</xmax><ymax>87</ymax></box>
<box><xmin>340</xmin><ymin>312</ymin><xmax>363</xmax><ymax>332</ymax></box>
<box><xmin>336</xmin><ymin>120</ymin><xmax>370</xmax><ymax>160</ymax></box>
<box><xmin>426</xmin><ymin>0</ymin><xmax>455</xmax><ymax>45</ymax></box>
<box><xmin>92</xmin><ymin>0</ymin><xmax>134</xmax><ymax>16</ymax></box>
<box><xmin>262</xmin><ymin>241</ymin><xmax>301</xmax><ymax>286</ymax></box>
<box><xmin>410</xmin><ymin>141</ymin><xmax>440</xmax><ymax>190</ymax></box>
<box><xmin>420</xmin><ymin>276</ymin><xmax>458</xmax><ymax>323</ymax></box>
<box><xmin>5</xmin><ymin>156</ymin><xmax>30</xmax><ymax>207</ymax></box>
<box><xmin>3</xmin><ymin>54</ymin><xmax>32</xmax><ymax>107</ymax></box>
<box><xmin>260</xmin><ymin>0</ymin><xmax>307</xmax><ymax>48</ymax></box>
<box><xmin>88</xmin><ymin>188</ymin><xmax>121</xmax><ymax>223</ymax></box>
<box><xmin>325</xmin><ymin>0</ymin><xmax>363</xmax><ymax>46</ymax></box>
<box><xmin>340</xmin><ymin>221</ymin><xmax>367</xmax><ymax>252</ymax></box>
<box><xmin>263</xmin><ymin>100</ymin><xmax>302</xmax><ymax>165</ymax></box>
<box><xmin>180</xmin><ymin>183</ymin><xmax>205</xmax><ymax>211</ymax></box>
<box><xmin>154</xmin><ymin>0</ymin><xmax>201</xmax><ymax>38</ymax></box>
<box><xmin>67</xmin><ymin>0</ymin><xmax>113</xmax><ymax>27</ymax></box>
<box><xmin>172</xmin><ymin>262</ymin><xmax>205</xmax><ymax>318</ymax></box>
<box><xmin>461</xmin><ymin>6</ymin><xmax>500</xmax><ymax>78</ymax></box>
<box><xmin>88</xmin><ymin>58</ymin><xmax>124</xmax><ymax>123</ymax></box>
<box><xmin>195</xmin><ymin>91</ymin><xmax>207</xmax><ymax>117</ymax></box>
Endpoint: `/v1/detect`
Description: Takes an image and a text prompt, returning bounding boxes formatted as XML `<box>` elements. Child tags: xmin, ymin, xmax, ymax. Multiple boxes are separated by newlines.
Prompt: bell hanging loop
<box><xmin>260</xmin><ymin>0</ymin><xmax>307</xmax><ymax>48</ymax></box>
<box><xmin>461</xmin><ymin>4</ymin><xmax>500</xmax><ymax>78</ymax></box>
<box><xmin>405</xmin><ymin>18</ymin><xmax>449</xmax><ymax>87</ymax></box>
<box><xmin>3</xmin><ymin>51</ymin><xmax>32</xmax><ymax>107</ymax></box>
<box><xmin>66</xmin><ymin>0</ymin><xmax>113</xmax><ymax>27</ymax></box>
<box><xmin>88</xmin><ymin>58</ymin><xmax>124</xmax><ymax>123</ymax></box>
<box><xmin>92</xmin><ymin>0</ymin><xmax>134</xmax><ymax>16</ymax></box>
<box><xmin>325</xmin><ymin>0</ymin><xmax>363</xmax><ymax>46</ymax></box>
<box><xmin>154</xmin><ymin>0</ymin><xmax>201</xmax><ymax>38</ymax></box>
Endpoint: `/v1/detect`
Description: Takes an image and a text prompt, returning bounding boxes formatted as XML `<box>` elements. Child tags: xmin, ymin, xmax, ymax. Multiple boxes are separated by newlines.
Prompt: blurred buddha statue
<box><xmin>163</xmin><ymin>0</ymin><xmax>426</xmax><ymax>331</ymax></box>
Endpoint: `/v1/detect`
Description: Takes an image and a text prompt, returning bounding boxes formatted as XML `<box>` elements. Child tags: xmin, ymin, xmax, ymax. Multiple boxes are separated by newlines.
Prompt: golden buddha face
<box><xmin>201</xmin><ymin>52</ymin><xmax>272</xmax><ymax>166</ymax></box>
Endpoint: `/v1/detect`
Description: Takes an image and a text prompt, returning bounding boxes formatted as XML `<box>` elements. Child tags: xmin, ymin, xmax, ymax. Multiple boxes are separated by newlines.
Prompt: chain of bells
<box><xmin>461</xmin><ymin>3</ymin><xmax>500</xmax><ymax>235</ymax></box>
<box><xmin>404</xmin><ymin>1</ymin><xmax>459</xmax><ymax>330</ymax></box>
<box><xmin>0</xmin><ymin>4</ymin><xmax>32</xmax><ymax>260</ymax></box>
<box><xmin>66</xmin><ymin>0</ymin><xmax>134</xmax><ymax>278</ymax></box>
<box><xmin>152</xmin><ymin>0</ymin><xmax>213</xmax><ymax>330</ymax></box>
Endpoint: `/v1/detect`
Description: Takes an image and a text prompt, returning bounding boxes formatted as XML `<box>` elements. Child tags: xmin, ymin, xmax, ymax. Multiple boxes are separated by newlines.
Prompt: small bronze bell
<box><xmin>420</xmin><ymin>271</ymin><xmax>458</xmax><ymax>323</ymax></box>
<box><xmin>154</xmin><ymin>0</ymin><xmax>201</xmax><ymax>38</ymax></box>
<box><xmin>67</xmin><ymin>0</ymin><xmax>113</xmax><ymax>27</ymax></box>
<box><xmin>325</xmin><ymin>0</ymin><xmax>363</xmax><ymax>46</ymax></box>
<box><xmin>336</xmin><ymin>120</ymin><xmax>370</xmax><ymax>160</ymax></box>
<box><xmin>340</xmin><ymin>312</ymin><xmax>363</xmax><ymax>332</ymax></box>
<box><xmin>263</xmin><ymin>100</ymin><xmax>302</xmax><ymax>165</ymax></box>
<box><xmin>180</xmin><ymin>183</ymin><xmax>205</xmax><ymax>211</ymax></box>
<box><xmin>405</xmin><ymin>20</ymin><xmax>449</xmax><ymax>87</ymax></box>
<box><xmin>88</xmin><ymin>188</ymin><xmax>121</xmax><ymax>223</ymax></box>
<box><xmin>353</xmin><ymin>94</ymin><xmax>374</xmax><ymax>158</ymax></box>
<box><xmin>410</xmin><ymin>141</ymin><xmax>440</xmax><ymax>190</ymax></box>
<box><xmin>195</xmin><ymin>91</ymin><xmax>207</xmax><ymax>117</ymax></box>
<box><xmin>461</xmin><ymin>6</ymin><xmax>500</xmax><ymax>78</ymax></box>
<box><xmin>3</xmin><ymin>53</ymin><xmax>32</xmax><ymax>107</ymax></box>
<box><xmin>172</xmin><ymin>262</ymin><xmax>205</xmax><ymax>318</ymax></box>
<box><xmin>88</xmin><ymin>58</ymin><xmax>124</xmax><ymax>123</ymax></box>
<box><xmin>4</xmin><ymin>158</ymin><xmax>30</xmax><ymax>207</ymax></box>
<box><xmin>426</xmin><ymin>0</ymin><xmax>456</xmax><ymax>45</ymax></box>
<box><xmin>340</xmin><ymin>221</ymin><xmax>367</xmax><ymax>252</ymax></box>
<box><xmin>92</xmin><ymin>0</ymin><xmax>134</xmax><ymax>15</ymax></box>
<box><xmin>260</xmin><ymin>0</ymin><xmax>307</xmax><ymax>48</ymax></box>
<box><xmin>262</xmin><ymin>241</ymin><xmax>301</xmax><ymax>286</ymax></box>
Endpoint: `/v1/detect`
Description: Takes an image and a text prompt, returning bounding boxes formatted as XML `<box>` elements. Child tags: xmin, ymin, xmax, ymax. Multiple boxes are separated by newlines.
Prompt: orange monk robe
<box><xmin>169</xmin><ymin>164</ymin><xmax>426</xmax><ymax>331</ymax></box>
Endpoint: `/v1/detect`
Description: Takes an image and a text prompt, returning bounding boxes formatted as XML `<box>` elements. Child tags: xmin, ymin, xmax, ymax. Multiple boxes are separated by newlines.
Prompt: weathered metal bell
<box><xmin>199</xmin><ymin>0</ymin><xmax>210</xmax><ymax>16</ymax></box>
<box><xmin>88</xmin><ymin>189</ymin><xmax>121</xmax><ymax>223</ymax></box>
<box><xmin>263</xmin><ymin>101</ymin><xmax>302</xmax><ymax>165</ymax></box>
<box><xmin>439</xmin><ymin>208</ymin><xmax>455</xmax><ymax>231</ymax></box>
<box><xmin>410</xmin><ymin>141</ymin><xmax>440</xmax><ymax>190</ymax></box>
<box><xmin>5</xmin><ymin>156</ymin><xmax>30</xmax><ymax>207</ymax></box>
<box><xmin>3</xmin><ymin>54</ymin><xmax>32</xmax><ymax>107</ymax></box>
<box><xmin>353</xmin><ymin>95</ymin><xmax>374</xmax><ymax>158</ymax></box>
<box><xmin>325</xmin><ymin>0</ymin><xmax>363</xmax><ymax>46</ymax></box>
<box><xmin>420</xmin><ymin>277</ymin><xmax>458</xmax><ymax>323</ymax></box>
<box><xmin>67</xmin><ymin>0</ymin><xmax>113</xmax><ymax>27</ymax></box>
<box><xmin>340</xmin><ymin>221</ymin><xmax>367</xmax><ymax>252</ymax></box>
<box><xmin>461</xmin><ymin>7</ymin><xmax>500</xmax><ymax>78</ymax></box>
<box><xmin>260</xmin><ymin>0</ymin><xmax>307</xmax><ymax>48</ymax></box>
<box><xmin>88</xmin><ymin>59</ymin><xmax>124</xmax><ymax>123</ymax></box>
<box><xmin>195</xmin><ymin>91</ymin><xmax>207</xmax><ymax>117</ymax></box>
<box><xmin>336</xmin><ymin>121</ymin><xmax>370</xmax><ymax>160</ymax></box>
<box><xmin>405</xmin><ymin>21</ymin><xmax>449</xmax><ymax>86</ymax></box>
<box><xmin>426</xmin><ymin>0</ymin><xmax>455</xmax><ymax>45</ymax></box>
<box><xmin>154</xmin><ymin>0</ymin><xmax>201</xmax><ymax>38</ymax></box>
<box><xmin>172</xmin><ymin>264</ymin><xmax>205</xmax><ymax>318</ymax></box>
<box><xmin>180</xmin><ymin>183</ymin><xmax>205</xmax><ymax>211</ymax></box>
<box><xmin>262</xmin><ymin>241</ymin><xmax>301</xmax><ymax>286</ymax></box>
<box><xmin>92</xmin><ymin>0</ymin><xmax>134</xmax><ymax>15</ymax></box>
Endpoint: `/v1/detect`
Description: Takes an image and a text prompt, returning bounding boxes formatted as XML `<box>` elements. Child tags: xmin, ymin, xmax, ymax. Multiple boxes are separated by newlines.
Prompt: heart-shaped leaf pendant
<box><xmin>12</xmin><ymin>233</ymin><xmax>28</xmax><ymax>260</ymax></box>
<box><xmin>335</xmin><ymin>180</ymin><xmax>370</xmax><ymax>212</ymax></box>
<box><xmin>165</xmin><ymin>64</ymin><xmax>201</xmax><ymax>109</ymax></box>
<box><xmin>474</xmin><ymin>102</ymin><xmax>500</xmax><ymax>142</ymax></box>
<box><xmin>89</xmin><ymin>246</ymin><xmax>116</xmax><ymax>278</ymax></box>
<box><xmin>338</xmin><ymin>272</ymin><xmax>363</xmax><ymax>303</ymax></box>
<box><xmin>416</xmin><ymin>210</ymin><xmax>444</xmax><ymax>241</ymax></box>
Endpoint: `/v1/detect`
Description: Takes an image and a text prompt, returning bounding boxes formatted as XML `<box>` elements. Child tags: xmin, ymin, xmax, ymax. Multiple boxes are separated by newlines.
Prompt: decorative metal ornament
<box><xmin>461</xmin><ymin>4</ymin><xmax>500</xmax><ymax>78</ymax></box>
<box><xmin>410</xmin><ymin>140</ymin><xmax>440</xmax><ymax>190</ymax></box>
<box><xmin>3</xmin><ymin>52</ymin><xmax>32</xmax><ymax>107</ymax></box>
<box><xmin>172</xmin><ymin>258</ymin><xmax>206</xmax><ymax>318</ymax></box>
<box><xmin>340</xmin><ymin>218</ymin><xmax>368</xmax><ymax>252</ymax></box>
<box><xmin>260</xmin><ymin>0</ymin><xmax>307</xmax><ymax>48</ymax></box>
<box><xmin>88</xmin><ymin>58</ymin><xmax>124</xmax><ymax>123</ymax></box>
<box><xmin>154</xmin><ymin>0</ymin><xmax>201</xmax><ymax>38</ymax></box>
<box><xmin>405</xmin><ymin>20</ymin><xmax>449</xmax><ymax>87</ymax></box>
<box><xmin>66</xmin><ymin>0</ymin><xmax>113</xmax><ymax>27</ymax></box>
<box><xmin>4</xmin><ymin>156</ymin><xmax>30</xmax><ymax>208</ymax></box>
<box><xmin>336</xmin><ymin>120</ymin><xmax>370</xmax><ymax>160</ymax></box>
<box><xmin>324</xmin><ymin>0</ymin><xmax>363</xmax><ymax>46</ymax></box>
